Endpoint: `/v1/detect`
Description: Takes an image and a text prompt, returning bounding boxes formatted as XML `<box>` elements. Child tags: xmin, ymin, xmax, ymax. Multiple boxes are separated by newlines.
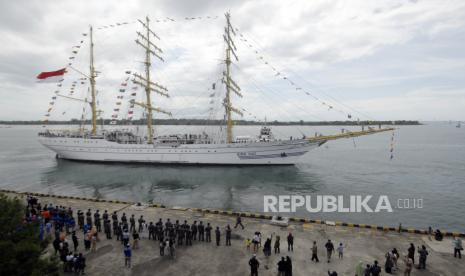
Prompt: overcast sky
<box><xmin>1</xmin><ymin>0</ymin><xmax>464</xmax><ymax>122</ymax></box>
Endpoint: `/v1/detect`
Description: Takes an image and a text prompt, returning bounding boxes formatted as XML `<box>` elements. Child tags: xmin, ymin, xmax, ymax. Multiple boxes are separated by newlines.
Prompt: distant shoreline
<box><xmin>0</xmin><ymin>119</ymin><xmax>421</xmax><ymax>126</ymax></box>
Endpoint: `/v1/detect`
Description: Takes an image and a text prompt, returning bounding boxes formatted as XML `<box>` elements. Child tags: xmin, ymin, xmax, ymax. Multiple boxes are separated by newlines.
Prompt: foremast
<box><xmin>132</xmin><ymin>16</ymin><xmax>171</xmax><ymax>144</ymax></box>
<box><xmin>223</xmin><ymin>13</ymin><xmax>243</xmax><ymax>143</ymax></box>
<box><xmin>89</xmin><ymin>26</ymin><xmax>98</xmax><ymax>135</ymax></box>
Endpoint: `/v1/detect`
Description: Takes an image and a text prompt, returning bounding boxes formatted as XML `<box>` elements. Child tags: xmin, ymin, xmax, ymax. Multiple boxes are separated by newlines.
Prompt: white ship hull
<box><xmin>38</xmin><ymin>137</ymin><xmax>324</xmax><ymax>165</ymax></box>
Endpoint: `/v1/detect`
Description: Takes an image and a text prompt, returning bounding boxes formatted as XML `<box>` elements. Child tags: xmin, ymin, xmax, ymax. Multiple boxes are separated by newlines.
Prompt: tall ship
<box><xmin>38</xmin><ymin>14</ymin><xmax>391</xmax><ymax>165</ymax></box>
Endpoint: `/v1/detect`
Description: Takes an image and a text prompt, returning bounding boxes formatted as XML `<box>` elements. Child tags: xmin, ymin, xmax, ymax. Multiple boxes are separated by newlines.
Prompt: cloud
<box><xmin>0</xmin><ymin>0</ymin><xmax>464</xmax><ymax>122</ymax></box>
<box><xmin>345</xmin><ymin>87</ymin><xmax>465</xmax><ymax>121</ymax></box>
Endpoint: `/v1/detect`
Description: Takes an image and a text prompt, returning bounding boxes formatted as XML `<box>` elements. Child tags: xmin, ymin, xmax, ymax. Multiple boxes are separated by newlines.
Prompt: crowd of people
<box><xmin>27</xmin><ymin>195</ymin><xmax>250</xmax><ymax>273</ymax></box>
<box><xmin>26</xmin><ymin>195</ymin><xmax>87</xmax><ymax>274</ymax></box>
<box><xmin>23</xmin><ymin>195</ymin><xmax>463</xmax><ymax>276</ymax></box>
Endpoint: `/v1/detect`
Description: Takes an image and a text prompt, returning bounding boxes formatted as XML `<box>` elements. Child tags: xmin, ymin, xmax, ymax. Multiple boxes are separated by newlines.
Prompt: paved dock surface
<box><xmin>8</xmin><ymin>192</ymin><xmax>464</xmax><ymax>276</ymax></box>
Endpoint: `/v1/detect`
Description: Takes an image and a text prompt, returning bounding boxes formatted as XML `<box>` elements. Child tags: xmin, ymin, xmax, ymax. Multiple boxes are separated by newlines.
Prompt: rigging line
<box><xmin>232</xmin><ymin>63</ymin><xmax>340</xmax><ymax>134</ymax></box>
<box><xmin>284</xmin><ymin>72</ymin><xmax>376</xmax><ymax>121</ymax></box>
<box><xmin>150</xmin><ymin>84</ymin><xmax>215</xmax><ymax>137</ymax></box>
<box><xmin>233</xmin><ymin>71</ymin><xmax>312</xmax><ymax>138</ymax></box>
<box><xmin>116</xmin><ymin>65</ymin><xmax>192</xmax><ymax>136</ymax></box>
<box><xmin>237</xmin><ymin>54</ymin><xmax>354</xmax><ymax>122</ymax></box>
<box><xmin>271</xmin><ymin>63</ymin><xmax>377</xmax><ymax>121</ymax></box>
<box><xmin>245</xmin><ymin>78</ymin><xmax>342</xmax><ymax>136</ymax></box>
<box><xmin>235</xmin><ymin>29</ymin><xmax>375</xmax><ymax>121</ymax></box>
<box><xmin>236</xmin><ymin>35</ymin><xmax>357</xmax><ymax>121</ymax></box>
<box><xmin>56</xmin><ymin>78</ymin><xmax>87</xmax><ymax>121</ymax></box>
<box><xmin>234</xmin><ymin>30</ymin><xmax>355</xmax><ymax>114</ymax></box>
<box><xmin>243</xmin><ymin>81</ymin><xmax>315</xmax><ymax>138</ymax></box>
<box><xmin>232</xmin><ymin>94</ymin><xmax>292</xmax><ymax>139</ymax></box>
<box><xmin>205</xmin><ymin>63</ymin><xmax>232</xmax><ymax>130</ymax></box>
<box><xmin>245</xmin><ymin>36</ymin><xmax>375</xmax><ymax>122</ymax></box>
<box><xmin>64</xmin><ymin>66</ymin><xmax>89</xmax><ymax>82</ymax></box>
<box><xmin>152</xmin><ymin>61</ymin><xmax>225</xmax><ymax>136</ymax></box>
<box><xmin>235</xmin><ymin>80</ymin><xmax>315</xmax><ymax>131</ymax></box>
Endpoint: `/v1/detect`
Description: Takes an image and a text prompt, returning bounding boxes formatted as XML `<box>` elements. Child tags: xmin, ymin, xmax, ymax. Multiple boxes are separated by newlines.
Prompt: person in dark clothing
<box><xmin>198</xmin><ymin>221</ymin><xmax>205</xmax><ymax>241</ymax></box>
<box><xmin>111</xmin><ymin>211</ymin><xmax>118</xmax><ymax>223</ymax></box>
<box><xmin>285</xmin><ymin>256</ymin><xmax>292</xmax><ymax>276</ymax></box>
<box><xmin>160</xmin><ymin>239</ymin><xmax>166</xmax><ymax>256</ymax></box>
<box><xmin>174</xmin><ymin>220</ymin><xmax>180</xmax><ymax>238</ymax></box>
<box><xmin>112</xmin><ymin>219</ymin><xmax>118</xmax><ymax>236</ymax></box>
<box><xmin>311</xmin><ymin>241</ymin><xmax>319</xmax><ymax>262</ymax></box>
<box><xmin>86</xmin><ymin>211</ymin><xmax>92</xmax><ymax>226</ymax></box>
<box><xmin>158</xmin><ymin>225</ymin><xmax>165</xmax><ymax>242</ymax></box>
<box><xmin>116</xmin><ymin>223</ymin><xmax>122</xmax><ymax>241</ymax></box>
<box><xmin>191</xmin><ymin>221</ymin><xmax>198</xmax><ymax>241</ymax></box>
<box><xmin>263</xmin><ymin>238</ymin><xmax>272</xmax><ymax>257</ymax></box>
<box><xmin>328</xmin><ymin>271</ymin><xmax>338</xmax><ymax>276</ymax></box>
<box><xmin>77</xmin><ymin>211</ymin><xmax>84</xmax><ymax>229</ymax></box>
<box><xmin>364</xmin><ymin>264</ymin><xmax>371</xmax><ymax>276</ymax></box>
<box><xmin>225</xmin><ymin>225</ymin><xmax>232</xmax><ymax>246</ymax></box>
<box><xmin>165</xmin><ymin>218</ymin><xmax>172</xmax><ymax>236</ymax></box>
<box><xmin>274</xmin><ymin>235</ymin><xmax>280</xmax><ymax>254</ymax></box>
<box><xmin>138</xmin><ymin>215</ymin><xmax>145</xmax><ymax>233</ymax></box>
<box><xmin>129</xmin><ymin>214</ymin><xmax>136</xmax><ymax>233</ymax></box>
<box><xmin>234</xmin><ymin>214</ymin><xmax>245</xmax><ymax>229</ymax></box>
<box><xmin>86</xmin><ymin>209</ymin><xmax>92</xmax><ymax>219</ymax></box>
<box><xmin>408</xmin><ymin>243</ymin><xmax>415</xmax><ymax>264</ymax></box>
<box><xmin>205</xmin><ymin>223</ymin><xmax>212</xmax><ymax>242</ymax></box>
<box><xmin>434</xmin><ymin>229</ymin><xmax>443</xmax><ymax>241</ymax></box>
<box><xmin>186</xmin><ymin>226</ymin><xmax>192</xmax><ymax>246</ymax></box>
<box><xmin>94</xmin><ymin>210</ymin><xmax>101</xmax><ymax>232</ymax></box>
<box><xmin>277</xmin><ymin>257</ymin><xmax>286</xmax><ymax>276</ymax></box>
<box><xmin>104</xmin><ymin>219</ymin><xmax>112</xmax><ymax>239</ymax></box>
<box><xmin>102</xmin><ymin>210</ymin><xmax>109</xmax><ymax>222</ymax></box>
<box><xmin>215</xmin><ymin>226</ymin><xmax>221</xmax><ymax>246</ymax></box>
<box><xmin>121</xmin><ymin>213</ymin><xmax>127</xmax><ymax>225</ymax></box>
<box><xmin>53</xmin><ymin>238</ymin><xmax>60</xmax><ymax>255</ymax></box>
<box><xmin>325</xmin><ymin>240</ymin><xmax>335</xmax><ymax>263</ymax></box>
<box><xmin>287</xmin><ymin>233</ymin><xmax>294</xmax><ymax>251</ymax></box>
<box><xmin>249</xmin><ymin>255</ymin><xmax>260</xmax><ymax>276</ymax></box>
<box><xmin>385</xmin><ymin>252</ymin><xmax>394</xmax><ymax>273</ymax></box>
<box><xmin>72</xmin><ymin>231</ymin><xmax>78</xmax><ymax>252</ymax></box>
<box><xmin>148</xmin><ymin>222</ymin><xmax>156</xmax><ymax>240</ymax></box>
<box><xmin>155</xmin><ymin>219</ymin><xmax>163</xmax><ymax>240</ymax></box>
<box><xmin>178</xmin><ymin>226</ymin><xmax>184</xmax><ymax>246</ymax></box>
<box><xmin>77</xmin><ymin>253</ymin><xmax>86</xmax><ymax>274</ymax></box>
<box><xmin>370</xmin><ymin>260</ymin><xmax>381</xmax><ymax>276</ymax></box>
<box><xmin>418</xmin><ymin>245</ymin><xmax>428</xmax><ymax>269</ymax></box>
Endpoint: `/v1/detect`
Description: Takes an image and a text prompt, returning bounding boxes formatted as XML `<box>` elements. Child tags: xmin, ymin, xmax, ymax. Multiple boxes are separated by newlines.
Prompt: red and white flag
<box><xmin>36</xmin><ymin>68</ymin><xmax>66</xmax><ymax>83</ymax></box>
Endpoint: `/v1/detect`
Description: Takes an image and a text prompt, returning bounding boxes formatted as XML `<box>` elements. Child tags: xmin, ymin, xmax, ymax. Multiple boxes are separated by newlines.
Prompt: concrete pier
<box><xmin>5</xmin><ymin>191</ymin><xmax>464</xmax><ymax>275</ymax></box>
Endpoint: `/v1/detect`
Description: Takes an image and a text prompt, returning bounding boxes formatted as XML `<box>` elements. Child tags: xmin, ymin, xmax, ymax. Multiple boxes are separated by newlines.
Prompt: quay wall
<box><xmin>2</xmin><ymin>188</ymin><xmax>463</xmax><ymax>238</ymax></box>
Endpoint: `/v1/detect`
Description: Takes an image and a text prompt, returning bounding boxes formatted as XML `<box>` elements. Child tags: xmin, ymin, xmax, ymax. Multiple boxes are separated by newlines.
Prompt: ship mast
<box><xmin>223</xmin><ymin>13</ymin><xmax>243</xmax><ymax>143</ymax></box>
<box><xmin>133</xmin><ymin>16</ymin><xmax>170</xmax><ymax>144</ymax></box>
<box><xmin>89</xmin><ymin>25</ymin><xmax>98</xmax><ymax>135</ymax></box>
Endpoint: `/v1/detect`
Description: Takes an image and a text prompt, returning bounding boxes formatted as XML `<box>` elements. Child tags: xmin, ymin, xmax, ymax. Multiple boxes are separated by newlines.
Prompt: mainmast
<box><xmin>89</xmin><ymin>25</ymin><xmax>98</xmax><ymax>135</ymax></box>
<box><xmin>223</xmin><ymin>13</ymin><xmax>243</xmax><ymax>143</ymax></box>
<box><xmin>133</xmin><ymin>16</ymin><xmax>170</xmax><ymax>144</ymax></box>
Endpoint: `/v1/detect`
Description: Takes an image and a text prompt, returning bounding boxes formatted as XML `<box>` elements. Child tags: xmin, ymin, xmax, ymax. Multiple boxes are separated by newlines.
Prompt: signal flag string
<box><xmin>110</xmin><ymin>71</ymin><xmax>131</xmax><ymax>125</ymax></box>
<box><xmin>233</xmin><ymin>28</ymin><xmax>375</xmax><ymax>124</ymax></box>
<box><xmin>95</xmin><ymin>16</ymin><xmax>219</xmax><ymax>31</ymax></box>
<box><xmin>43</xmin><ymin>32</ymin><xmax>88</xmax><ymax>127</ymax></box>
